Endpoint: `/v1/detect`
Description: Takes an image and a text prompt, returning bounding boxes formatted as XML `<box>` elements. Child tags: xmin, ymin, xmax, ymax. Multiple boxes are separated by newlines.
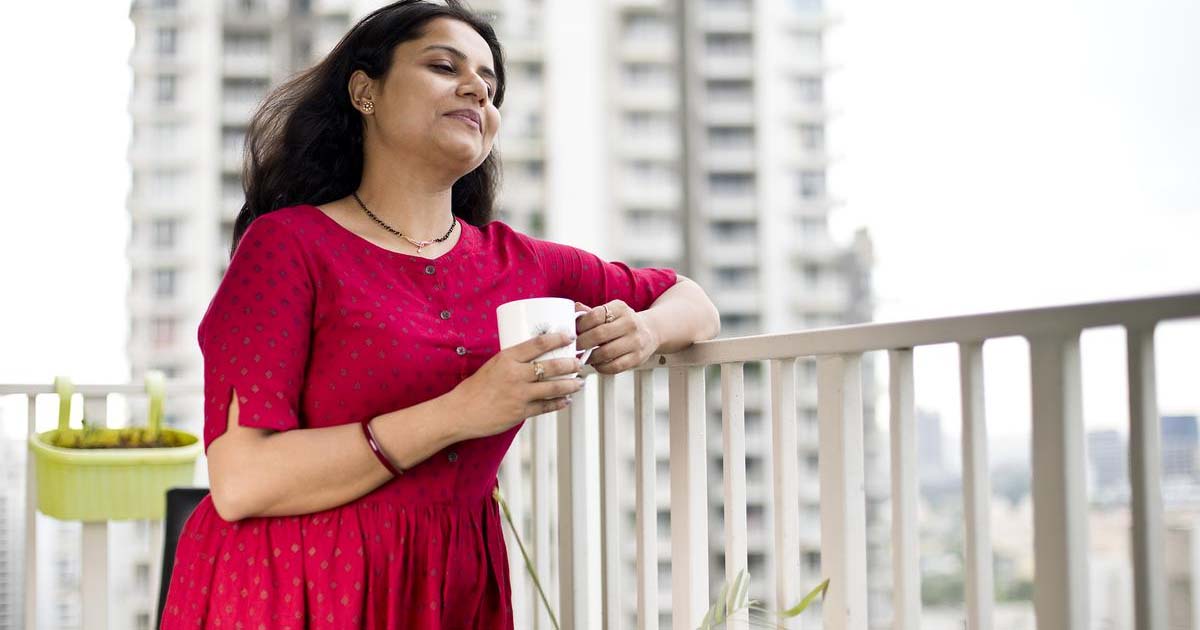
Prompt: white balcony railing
<box><xmin>4</xmin><ymin>290</ymin><xmax>1197</xmax><ymax>629</ymax></box>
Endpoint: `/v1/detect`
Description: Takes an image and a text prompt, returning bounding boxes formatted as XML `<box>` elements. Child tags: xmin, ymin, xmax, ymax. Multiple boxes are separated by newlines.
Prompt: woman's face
<box><xmin>360</xmin><ymin>17</ymin><xmax>501</xmax><ymax>178</ymax></box>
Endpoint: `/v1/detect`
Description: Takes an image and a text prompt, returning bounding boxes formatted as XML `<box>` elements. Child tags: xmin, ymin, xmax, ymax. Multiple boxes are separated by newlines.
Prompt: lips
<box><xmin>444</xmin><ymin>110</ymin><xmax>481</xmax><ymax>132</ymax></box>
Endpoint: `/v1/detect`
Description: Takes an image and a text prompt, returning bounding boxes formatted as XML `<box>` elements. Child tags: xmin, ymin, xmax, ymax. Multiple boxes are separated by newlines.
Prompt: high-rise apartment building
<box><xmin>126</xmin><ymin>1</ymin><xmax>880</xmax><ymax>628</ymax></box>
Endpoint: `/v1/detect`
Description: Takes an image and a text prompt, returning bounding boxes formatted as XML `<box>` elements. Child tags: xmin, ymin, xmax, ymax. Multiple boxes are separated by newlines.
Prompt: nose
<box><xmin>457</xmin><ymin>73</ymin><xmax>490</xmax><ymax>106</ymax></box>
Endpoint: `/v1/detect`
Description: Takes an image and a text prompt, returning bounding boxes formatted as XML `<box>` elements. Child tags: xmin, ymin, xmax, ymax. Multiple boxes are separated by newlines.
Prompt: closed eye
<box><xmin>431</xmin><ymin>63</ymin><xmax>494</xmax><ymax>98</ymax></box>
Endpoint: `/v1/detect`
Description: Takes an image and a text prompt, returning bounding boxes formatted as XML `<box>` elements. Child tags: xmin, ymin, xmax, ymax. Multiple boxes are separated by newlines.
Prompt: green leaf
<box><xmin>780</xmin><ymin>578</ymin><xmax>829</xmax><ymax>618</ymax></box>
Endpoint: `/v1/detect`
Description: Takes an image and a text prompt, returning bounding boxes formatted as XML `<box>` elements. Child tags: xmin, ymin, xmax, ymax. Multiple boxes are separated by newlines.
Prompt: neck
<box><xmin>355</xmin><ymin>149</ymin><xmax>457</xmax><ymax>239</ymax></box>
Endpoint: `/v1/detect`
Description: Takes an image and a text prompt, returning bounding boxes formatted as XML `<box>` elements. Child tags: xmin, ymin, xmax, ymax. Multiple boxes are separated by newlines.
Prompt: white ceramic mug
<box><xmin>496</xmin><ymin>297</ymin><xmax>594</xmax><ymax>380</ymax></box>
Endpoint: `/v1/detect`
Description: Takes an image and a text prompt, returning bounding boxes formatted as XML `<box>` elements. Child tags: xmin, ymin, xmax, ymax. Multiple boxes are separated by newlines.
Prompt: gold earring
<box><xmin>361</xmin><ymin>100</ymin><xmax>375</xmax><ymax>113</ymax></box>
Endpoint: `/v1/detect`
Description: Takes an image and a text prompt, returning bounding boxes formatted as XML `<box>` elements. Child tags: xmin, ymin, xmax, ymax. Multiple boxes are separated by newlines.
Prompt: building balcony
<box><xmin>701</xmin><ymin>9</ymin><xmax>753</xmax><ymax>33</ymax></box>
<box><xmin>703</xmin><ymin>101</ymin><xmax>756</xmax><ymax>125</ymax></box>
<box><xmin>220</xmin><ymin>52</ymin><xmax>272</xmax><ymax>78</ymax></box>
<box><xmin>619</xmin><ymin>38</ymin><xmax>675</xmax><ymax>63</ymax></box>
<box><xmin>3</xmin><ymin>291</ymin><xmax>1197</xmax><ymax>629</ymax></box>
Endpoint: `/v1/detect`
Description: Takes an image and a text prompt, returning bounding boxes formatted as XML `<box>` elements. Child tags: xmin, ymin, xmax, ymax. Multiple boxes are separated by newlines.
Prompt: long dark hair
<box><xmin>231</xmin><ymin>0</ymin><xmax>506</xmax><ymax>257</ymax></box>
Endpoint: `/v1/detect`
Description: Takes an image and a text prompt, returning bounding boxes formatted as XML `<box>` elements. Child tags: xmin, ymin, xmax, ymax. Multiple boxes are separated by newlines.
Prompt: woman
<box><xmin>160</xmin><ymin>1</ymin><xmax>720</xmax><ymax>628</ymax></box>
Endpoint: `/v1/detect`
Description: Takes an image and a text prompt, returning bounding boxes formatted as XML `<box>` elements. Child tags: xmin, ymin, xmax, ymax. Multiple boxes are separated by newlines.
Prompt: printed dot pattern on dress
<box><xmin>162</xmin><ymin>205</ymin><xmax>677</xmax><ymax>629</ymax></box>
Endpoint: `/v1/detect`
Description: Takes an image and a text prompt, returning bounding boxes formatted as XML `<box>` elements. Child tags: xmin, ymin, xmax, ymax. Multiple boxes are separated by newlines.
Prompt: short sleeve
<box><xmin>517</xmin><ymin>232</ymin><xmax>678</xmax><ymax>311</ymax></box>
<box><xmin>197</xmin><ymin>215</ymin><xmax>314</xmax><ymax>451</ymax></box>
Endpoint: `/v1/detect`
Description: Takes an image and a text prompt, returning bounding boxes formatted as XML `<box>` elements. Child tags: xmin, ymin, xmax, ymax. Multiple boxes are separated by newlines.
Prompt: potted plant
<box><xmin>28</xmin><ymin>372</ymin><xmax>202</xmax><ymax>522</ymax></box>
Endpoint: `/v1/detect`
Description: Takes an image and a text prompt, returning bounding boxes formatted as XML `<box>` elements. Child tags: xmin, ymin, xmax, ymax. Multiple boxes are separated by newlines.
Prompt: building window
<box><xmin>152</xmin><ymin>317</ymin><xmax>177</xmax><ymax>347</ymax></box>
<box><xmin>795</xmin><ymin>76</ymin><xmax>823</xmax><ymax>103</ymax></box>
<box><xmin>156</xmin><ymin>74</ymin><xmax>177</xmax><ymax>104</ymax></box>
<box><xmin>223</xmin><ymin>77</ymin><xmax>269</xmax><ymax>108</ymax></box>
<box><xmin>708</xmin><ymin>126</ymin><xmax>753</xmax><ymax>149</ymax></box>
<box><xmin>803</xmin><ymin>263</ymin><xmax>819</xmax><ymax>285</ymax></box>
<box><xmin>623</xmin><ymin>11</ymin><xmax>668</xmax><ymax>41</ymax></box>
<box><xmin>156</xmin><ymin>27</ymin><xmax>177</xmax><ymax>55</ymax></box>
<box><xmin>622</xmin><ymin>62</ymin><xmax>670</xmax><ymax>88</ymax></box>
<box><xmin>151</xmin><ymin>269</ymin><xmax>177</xmax><ymax>298</ymax></box>
<box><xmin>799</xmin><ymin>170</ymin><xmax>825</xmax><ymax>199</ymax></box>
<box><xmin>222</xmin><ymin>126</ymin><xmax>246</xmax><ymax>162</ymax></box>
<box><xmin>799</xmin><ymin>124</ymin><xmax>824</xmax><ymax>150</ymax></box>
<box><xmin>796</xmin><ymin>33</ymin><xmax>823</xmax><ymax>56</ymax></box>
<box><xmin>150</xmin><ymin>122</ymin><xmax>182</xmax><ymax>149</ymax></box>
<box><xmin>709</xmin><ymin>172</ymin><xmax>754</xmax><ymax>196</ymax></box>
<box><xmin>152</xmin><ymin>219</ymin><xmax>178</xmax><ymax>248</ymax></box>
<box><xmin>149</xmin><ymin>170</ymin><xmax>184</xmax><ymax>200</ymax></box>
<box><xmin>520</xmin><ymin>62</ymin><xmax>543</xmax><ymax>82</ymax></box>
<box><xmin>624</xmin><ymin>111</ymin><xmax>672</xmax><ymax>137</ymax></box>
<box><xmin>705</xmin><ymin>33</ymin><xmax>752</xmax><ymax>57</ymax></box>
<box><xmin>797</xmin><ymin>215</ymin><xmax>824</xmax><ymax>237</ymax></box>
<box><xmin>224</xmin><ymin>31</ymin><xmax>269</xmax><ymax>56</ymax></box>
<box><xmin>706</xmin><ymin>79</ymin><xmax>752</xmax><ymax>103</ymax></box>
<box><xmin>711</xmin><ymin>220</ymin><xmax>755</xmax><ymax>241</ymax></box>
<box><xmin>134</xmin><ymin>562</ymin><xmax>151</xmax><ymax>590</ymax></box>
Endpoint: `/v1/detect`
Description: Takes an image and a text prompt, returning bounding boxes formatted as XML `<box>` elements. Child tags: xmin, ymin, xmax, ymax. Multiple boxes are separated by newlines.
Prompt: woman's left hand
<box><xmin>574</xmin><ymin>300</ymin><xmax>661</xmax><ymax>374</ymax></box>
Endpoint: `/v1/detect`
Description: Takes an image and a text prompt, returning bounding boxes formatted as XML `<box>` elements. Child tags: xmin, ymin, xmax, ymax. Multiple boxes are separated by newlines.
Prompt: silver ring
<box><xmin>603</xmin><ymin>304</ymin><xmax>615</xmax><ymax>323</ymax></box>
<box><xmin>532</xmin><ymin>361</ymin><xmax>545</xmax><ymax>382</ymax></box>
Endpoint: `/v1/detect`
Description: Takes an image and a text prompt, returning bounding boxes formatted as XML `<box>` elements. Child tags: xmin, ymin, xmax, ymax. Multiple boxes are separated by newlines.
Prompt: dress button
<box><xmin>440</xmin><ymin>310</ymin><xmax>451</xmax><ymax>320</ymax></box>
<box><xmin>424</xmin><ymin>265</ymin><xmax>436</xmax><ymax>275</ymax></box>
<box><xmin>455</xmin><ymin>346</ymin><xmax>467</xmax><ymax>356</ymax></box>
<box><xmin>447</xmin><ymin>451</ymin><xmax>459</xmax><ymax>463</ymax></box>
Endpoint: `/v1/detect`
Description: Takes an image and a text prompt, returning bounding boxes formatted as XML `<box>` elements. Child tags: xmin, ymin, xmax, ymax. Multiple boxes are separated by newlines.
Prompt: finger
<box><xmin>592</xmin><ymin>351</ymin><xmax>639</xmax><ymax>374</ymax></box>
<box><xmin>574</xmin><ymin>304</ymin><xmax>603</xmax><ymax>334</ymax></box>
<box><xmin>577</xmin><ymin>315</ymin><xmax>618</xmax><ymax>350</ymax></box>
<box><xmin>525</xmin><ymin>357</ymin><xmax>583</xmax><ymax>381</ymax></box>
<box><xmin>584</xmin><ymin>333</ymin><xmax>636</xmax><ymax>366</ymax></box>
<box><xmin>527</xmin><ymin>396</ymin><xmax>571</xmax><ymax>418</ymax></box>
<box><xmin>528</xmin><ymin>377</ymin><xmax>584</xmax><ymax>401</ymax></box>
<box><xmin>510</xmin><ymin>331</ymin><xmax>574</xmax><ymax>363</ymax></box>
<box><xmin>574</xmin><ymin>301</ymin><xmax>589</xmax><ymax>313</ymax></box>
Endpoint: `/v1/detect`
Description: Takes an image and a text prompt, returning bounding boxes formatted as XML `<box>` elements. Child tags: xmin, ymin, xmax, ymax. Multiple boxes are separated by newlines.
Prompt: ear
<box><xmin>347</xmin><ymin>70</ymin><xmax>376</xmax><ymax>114</ymax></box>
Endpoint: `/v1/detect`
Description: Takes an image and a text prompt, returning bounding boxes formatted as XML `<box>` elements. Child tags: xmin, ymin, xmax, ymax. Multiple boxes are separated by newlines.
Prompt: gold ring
<box><xmin>603</xmin><ymin>304</ymin><xmax>615</xmax><ymax>323</ymax></box>
<box><xmin>532</xmin><ymin>361</ymin><xmax>545</xmax><ymax>382</ymax></box>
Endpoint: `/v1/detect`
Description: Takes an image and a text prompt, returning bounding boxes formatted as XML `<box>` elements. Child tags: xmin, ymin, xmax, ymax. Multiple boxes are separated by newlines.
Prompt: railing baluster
<box><xmin>888</xmin><ymin>349</ymin><xmax>920</xmax><ymax>630</ymax></box>
<box><xmin>1126</xmin><ymin>325</ymin><xmax>1167</xmax><ymax>630</ymax></box>
<box><xmin>599</xmin><ymin>374</ymin><xmax>622</xmax><ymax>629</ymax></box>
<box><xmin>1028</xmin><ymin>332</ymin><xmax>1089</xmax><ymax>630</ymax></box>
<box><xmin>959</xmin><ymin>341</ymin><xmax>994</xmax><ymax>630</ymax></box>
<box><xmin>669</xmin><ymin>366</ymin><xmax>708</xmax><ymax>629</ymax></box>
<box><xmin>81</xmin><ymin>393</ymin><xmax>109</xmax><ymax>630</ymax></box>
<box><xmin>558</xmin><ymin>388</ymin><xmax>592</xmax><ymax>629</ymax></box>
<box><xmin>532</xmin><ymin>412</ymin><xmax>554</xmax><ymax>630</ymax></box>
<box><xmin>817</xmin><ymin>353</ymin><xmax>868</xmax><ymax>630</ymax></box>
<box><xmin>721</xmin><ymin>362</ymin><xmax>749</xmax><ymax>628</ymax></box>
<box><xmin>769</xmin><ymin>358</ymin><xmax>801</xmax><ymax>628</ymax></box>
<box><xmin>634</xmin><ymin>370</ymin><xmax>659</xmax><ymax>630</ymax></box>
<box><xmin>25</xmin><ymin>394</ymin><xmax>38</xmax><ymax>630</ymax></box>
<box><xmin>500</xmin><ymin>427</ymin><xmax>530</xmax><ymax>630</ymax></box>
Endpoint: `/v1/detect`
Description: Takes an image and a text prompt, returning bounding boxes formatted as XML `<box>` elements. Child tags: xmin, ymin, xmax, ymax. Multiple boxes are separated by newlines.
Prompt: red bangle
<box><xmin>361</xmin><ymin>418</ymin><xmax>404</xmax><ymax>477</ymax></box>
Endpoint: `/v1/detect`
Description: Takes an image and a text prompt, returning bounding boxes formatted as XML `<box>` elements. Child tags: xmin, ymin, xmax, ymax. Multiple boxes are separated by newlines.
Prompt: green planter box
<box><xmin>28</xmin><ymin>374</ymin><xmax>201</xmax><ymax>522</ymax></box>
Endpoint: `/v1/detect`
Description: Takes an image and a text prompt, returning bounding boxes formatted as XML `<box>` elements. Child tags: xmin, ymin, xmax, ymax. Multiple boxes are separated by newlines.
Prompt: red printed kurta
<box><xmin>159</xmin><ymin>205</ymin><xmax>677</xmax><ymax>629</ymax></box>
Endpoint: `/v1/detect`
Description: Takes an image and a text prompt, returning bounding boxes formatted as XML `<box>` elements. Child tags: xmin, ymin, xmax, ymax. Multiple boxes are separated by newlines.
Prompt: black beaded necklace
<box><xmin>352</xmin><ymin>192</ymin><xmax>457</xmax><ymax>255</ymax></box>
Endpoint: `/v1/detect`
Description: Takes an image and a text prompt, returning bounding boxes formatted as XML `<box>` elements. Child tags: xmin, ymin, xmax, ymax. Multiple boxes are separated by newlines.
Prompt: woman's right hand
<box><xmin>450</xmin><ymin>332</ymin><xmax>586</xmax><ymax>440</ymax></box>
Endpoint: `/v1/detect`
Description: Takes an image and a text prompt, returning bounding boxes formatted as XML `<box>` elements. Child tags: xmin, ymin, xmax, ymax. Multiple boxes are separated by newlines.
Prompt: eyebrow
<box><xmin>421</xmin><ymin>44</ymin><xmax>498</xmax><ymax>84</ymax></box>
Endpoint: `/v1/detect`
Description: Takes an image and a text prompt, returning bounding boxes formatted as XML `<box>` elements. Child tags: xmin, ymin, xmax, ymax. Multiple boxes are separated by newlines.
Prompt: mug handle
<box><xmin>573</xmin><ymin>311</ymin><xmax>595</xmax><ymax>365</ymax></box>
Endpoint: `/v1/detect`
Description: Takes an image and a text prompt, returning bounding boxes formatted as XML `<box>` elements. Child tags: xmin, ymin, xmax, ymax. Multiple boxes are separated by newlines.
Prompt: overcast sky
<box><xmin>1</xmin><ymin>1</ymin><xmax>1196</xmax><ymax>451</ymax></box>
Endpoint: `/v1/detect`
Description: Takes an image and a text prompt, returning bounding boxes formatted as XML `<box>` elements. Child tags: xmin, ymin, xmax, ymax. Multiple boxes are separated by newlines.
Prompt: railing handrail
<box><xmin>4</xmin><ymin>290</ymin><xmax>1196</xmax><ymax>392</ymax></box>
<box><xmin>0</xmin><ymin>383</ymin><xmax>204</xmax><ymax>396</ymax></box>
<box><xmin>656</xmin><ymin>289</ymin><xmax>1200</xmax><ymax>367</ymax></box>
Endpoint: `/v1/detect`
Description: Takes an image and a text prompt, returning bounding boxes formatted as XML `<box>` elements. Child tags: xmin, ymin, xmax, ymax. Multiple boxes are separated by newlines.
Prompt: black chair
<box><xmin>156</xmin><ymin>487</ymin><xmax>210</xmax><ymax>629</ymax></box>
